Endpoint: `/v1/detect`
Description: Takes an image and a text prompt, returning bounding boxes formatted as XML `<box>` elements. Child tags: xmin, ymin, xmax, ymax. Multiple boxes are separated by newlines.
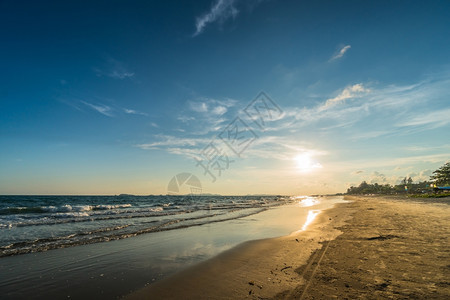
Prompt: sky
<box><xmin>1</xmin><ymin>0</ymin><xmax>449</xmax><ymax>195</ymax></box>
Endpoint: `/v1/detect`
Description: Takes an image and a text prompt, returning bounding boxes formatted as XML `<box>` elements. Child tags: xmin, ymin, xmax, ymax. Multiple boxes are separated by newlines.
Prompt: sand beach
<box><xmin>128</xmin><ymin>196</ymin><xmax>450</xmax><ymax>299</ymax></box>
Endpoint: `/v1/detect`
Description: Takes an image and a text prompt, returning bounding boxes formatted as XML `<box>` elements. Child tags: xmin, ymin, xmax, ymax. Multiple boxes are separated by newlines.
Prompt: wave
<box><xmin>0</xmin><ymin>204</ymin><xmax>133</xmax><ymax>215</ymax></box>
<box><xmin>0</xmin><ymin>202</ymin><xmax>277</xmax><ymax>229</ymax></box>
<box><xmin>0</xmin><ymin>208</ymin><xmax>267</xmax><ymax>257</ymax></box>
<box><xmin>0</xmin><ymin>195</ymin><xmax>295</xmax><ymax>257</ymax></box>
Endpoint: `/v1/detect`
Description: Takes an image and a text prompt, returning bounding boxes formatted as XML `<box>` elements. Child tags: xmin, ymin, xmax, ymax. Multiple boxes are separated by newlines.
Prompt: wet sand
<box><xmin>127</xmin><ymin>196</ymin><xmax>450</xmax><ymax>299</ymax></box>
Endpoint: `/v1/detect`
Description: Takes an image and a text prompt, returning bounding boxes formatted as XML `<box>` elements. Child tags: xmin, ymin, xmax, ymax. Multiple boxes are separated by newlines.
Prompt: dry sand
<box><xmin>127</xmin><ymin>196</ymin><xmax>450</xmax><ymax>299</ymax></box>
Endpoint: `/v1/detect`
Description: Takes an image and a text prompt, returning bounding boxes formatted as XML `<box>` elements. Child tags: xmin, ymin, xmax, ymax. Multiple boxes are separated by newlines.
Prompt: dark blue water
<box><xmin>0</xmin><ymin>195</ymin><xmax>291</xmax><ymax>257</ymax></box>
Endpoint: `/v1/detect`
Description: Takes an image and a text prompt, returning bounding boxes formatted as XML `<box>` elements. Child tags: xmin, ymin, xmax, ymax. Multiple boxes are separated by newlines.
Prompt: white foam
<box><xmin>95</xmin><ymin>204</ymin><xmax>132</xmax><ymax>210</ymax></box>
<box><xmin>149</xmin><ymin>207</ymin><xmax>164</xmax><ymax>212</ymax></box>
<box><xmin>55</xmin><ymin>212</ymin><xmax>90</xmax><ymax>218</ymax></box>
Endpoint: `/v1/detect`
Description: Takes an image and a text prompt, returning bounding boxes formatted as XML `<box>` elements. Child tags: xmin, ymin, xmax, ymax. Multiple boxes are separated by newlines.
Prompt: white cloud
<box><xmin>212</xmin><ymin>105</ymin><xmax>227</xmax><ymax>115</ymax></box>
<box><xmin>274</xmin><ymin>75</ymin><xmax>449</xmax><ymax>137</ymax></box>
<box><xmin>396</xmin><ymin>108</ymin><xmax>450</xmax><ymax>129</ymax></box>
<box><xmin>108</xmin><ymin>70</ymin><xmax>134</xmax><ymax>79</ymax></box>
<box><xmin>348</xmin><ymin>130</ymin><xmax>391</xmax><ymax>140</ymax></box>
<box><xmin>123</xmin><ymin>108</ymin><xmax>148</xmax><ymax>116</ymax></box>
<box><xmin>404</xmin><ymin>144</ymin><xmax>450</xmax><ymax>152</ymax></box>
<box><xmin>178</xmin><ymin>116</ymin><xmax>195</xmax><ymax>123</ymax></box>
<box><xmin>369</xmin><ymin>171</ymin><xmax>387</xmax><ymax>183</ymax></box>
<box><xmin>330</xmin><ymin>45</ymin><xmax>351</xmax><ymax>61</ymax></box>
<box><xmin>135</xmin><ymin>135</ymin><xmax>209</xmax><ymax>150</ymax></box>
<box><xmin>182</xmin><ymin>98</ymin><xmax>237</xmax><ymax>134</ymax></box>
<box><xmin>193</xmin><ymin>0</ymin><xmax>239</xmax><ymax>37</ymax></box>
<box><xmin>189</xmin><ymin>101</ymin><xmax>208</xmax><ymax>112</ymax></box>
<box><xmin>321</xmin><ymin>83</ymin><xmax>370</xmax><ymax>109</ymax></box>
<box><xmin>81</xmin><ymin>101</ymin><xmax>114</xmax><ymax>117</ymax></box>
<box><xmin>409</xmin><ymin>169</ymin><xmax>432</xmax><ymax>182</ymax></box>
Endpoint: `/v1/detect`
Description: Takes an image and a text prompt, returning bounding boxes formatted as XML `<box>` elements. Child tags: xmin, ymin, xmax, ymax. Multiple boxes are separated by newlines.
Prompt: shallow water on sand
<box><xmin>0</xmin><ymin>196</ymin><xmax>346</xmax><ymax>299</ymax></box>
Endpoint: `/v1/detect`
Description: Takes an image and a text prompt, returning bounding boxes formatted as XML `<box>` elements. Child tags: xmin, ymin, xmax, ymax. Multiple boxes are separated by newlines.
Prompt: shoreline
<box><xmin>126</xmin><ymin>200</ymin><xmax>355</xmax><ymax>299</ymax></box>
<box><xmin>0</xmin><ymin>196</ymin><xmax>344</xmax><ymax>299</ymax></box>
<box><xmin>127</xmin><ymin>195</ymin><xmax>450</xmax><ymax>299</ymax></box>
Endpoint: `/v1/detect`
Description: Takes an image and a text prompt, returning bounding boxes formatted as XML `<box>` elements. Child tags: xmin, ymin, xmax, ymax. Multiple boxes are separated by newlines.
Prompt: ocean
<box><xmin>0</xmin><ymin>195</ymin><xmax>346</xmax><ymax>299</ymax></box>
<box><xmin>0</xmin><ymin>194</ymin><xmax>292</xmax><ymax>257</ymax></box>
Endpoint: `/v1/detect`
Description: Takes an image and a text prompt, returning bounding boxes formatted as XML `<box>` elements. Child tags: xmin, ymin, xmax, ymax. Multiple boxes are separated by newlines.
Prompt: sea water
<box><xmin>0</xmin><ymin>195</ymin><xmax>346</xmax><ymax>299</ymax></box>
<box><xmin>0</xmin><ymin>195</ymin><xmax>291</xmax><ymax>257</ymax></box>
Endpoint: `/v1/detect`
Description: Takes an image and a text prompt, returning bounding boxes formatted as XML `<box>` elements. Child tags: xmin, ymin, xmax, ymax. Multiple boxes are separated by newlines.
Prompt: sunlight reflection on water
<box><xmin>301</xmin><ymin>209</ymin><xmax>321</xmax><ymax>231</ymax></box>
<box><xmin>297</xmin><ymin>196</ymin><xmax>320</xmax><ymax>207</ymax></box>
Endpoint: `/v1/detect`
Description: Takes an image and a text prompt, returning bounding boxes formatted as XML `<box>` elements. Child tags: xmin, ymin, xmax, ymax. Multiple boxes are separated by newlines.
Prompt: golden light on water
<box><xmin>297</xmin><ymin>196</ymin><xmax>319</xmax><ymax>207</ymax></box>
<box><xmin>302</xmin><ymin>210</ymin><xmax>321</xmax><ymax>231</ymax></box>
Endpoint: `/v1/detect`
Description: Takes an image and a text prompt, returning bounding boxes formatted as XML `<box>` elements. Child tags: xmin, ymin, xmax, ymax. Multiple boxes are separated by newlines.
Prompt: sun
<box><xmin>294</xmin><ymin>153</ymin><xmax>322</xmax><ymax>173</ymax></box>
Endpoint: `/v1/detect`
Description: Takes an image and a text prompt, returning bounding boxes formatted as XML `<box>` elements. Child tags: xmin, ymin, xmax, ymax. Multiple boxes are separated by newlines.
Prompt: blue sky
<box><xmin>1</xmin><ymin>0</ymin><xmax>449</xmax><ymax>195</ymax></box>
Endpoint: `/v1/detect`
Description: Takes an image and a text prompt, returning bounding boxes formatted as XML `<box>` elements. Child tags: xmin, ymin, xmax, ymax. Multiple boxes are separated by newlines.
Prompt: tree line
<box><xmin>347</xmin><ymin>162</ymin><xmax>450</xmax><ymax>195</ymax></box>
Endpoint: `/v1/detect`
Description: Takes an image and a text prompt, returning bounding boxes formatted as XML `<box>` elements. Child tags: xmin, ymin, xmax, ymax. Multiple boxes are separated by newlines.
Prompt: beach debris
<box><xmin>249</xmin><ymin>289</ymin><xmax>252</xmax><ymax>295</ymax></box>
<box><xmin>280</xmin><ymin>266</ymin><xmax>292</xmax><ymax>272</ymax></box>
<box><xmin>295</xmin><ymin>238</ymin><xmax>299</xmax><ymax>242</ymax></box>
<box><xmin>374</xmin><ymin>281</ymin><xmax>390</xmax><ymax>290</ymax></box>
<box><xmin>367</xmin><ymin>235</ymin><xmax>399</xmax><ymax>241</ymax></box>
<box><xmin>248</xmin><ymin>281</ymin><xmax>262</xmax><ymax>289</ymax></box>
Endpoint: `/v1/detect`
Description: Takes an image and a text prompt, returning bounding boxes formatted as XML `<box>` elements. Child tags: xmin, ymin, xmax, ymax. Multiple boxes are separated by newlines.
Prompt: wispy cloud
<box><xmin>403</xmin><ymin>144</ymin><xmax>450</xmax><ymax>152</ymax></box>
<box><xmin>212</xmin><ymin>105</ymin><xmax>227</xmax><ymax>115</ymax></box>
<box><xmin>135</xmin><ymin>135</ymin><xmax>209</xmax><ymax>150</ymax></box>
<box><xmin>94</xmin><ymin>58</ymin><xmax>134</xmax><ymax>79</ymax></box>
<box><xmin>72</xmin><ymin>99</ymin><xmax>149</xmax><ymax>118</ymax></box>
<box><xmin>175</xmin><ymin>97</ymin><xmax>238</xmax><ymax>134</ymax></box>
<box><xmin>243</xmin><ymin>136</ymin><xmax>328</xmax><ymax>161</ymax></box>
<box><xmin>178</xmin><ymin>116</ymin><xmax>195</xmax><ymax>123</ymax></box>
<box><xmin>82</xmin><ymin>101</ymin><xmax>114</xmax><ymax>117</ymax></box>
<box><xmin>188</xmin><ymin>99</ymin><xmax>233</xmax><ymax>115</ymax></box>
<box><xmin>329</xmin><ymin>45</ymin><xmax>351</xmax><ymax>61</ymax></box>
<box><xmin>94</xmin><ymin>68</ymin><xmax>134</xmax><ymax>79</ymax></box>
<box><xmin>135</xmin><ymin>73</ymin><xmax>450</xmax><ymax>187</ymax></box>
<box><xmin>192</xmin><ymin>0</ymin><xmax>267</xmax><ymax>37</ymax></box>
<box><xmin>108</xmin><ymin>70</ymin><xmax>134</xmax><ymax>79</ymax></box>
<box><xmin>189</xmin><ymin>101</ymin><xmax>209</xmax><ymax>113</ymax></box>
<box><xmin>136</xmin><ymin>130</ymin><xmax>327</xmax><ymax>166</ymax></box>
<box><xmin>123</xmin><ymin>108</ymin><xmax>148</xmax><ymax>116</ymax></box>
<box><xmin>135</xmin><ymin>135</ymin><xmax>211</xmax><ymax>160</ymax></box>
<box><xmin>272</xmin><ymin>74</ymin><xmax>450</xmax><ymax>138</ymax></box>
<box><xmin>320</xmin><ymin>83</ymin><xmax>370</xmax><ymax>110</ymax></box>
<box><xmin>193</xmin><ymin>0</ymin><xmax>239</xmax><ymax>37</ymax></box>
<box><xmin>396</xmin><ymin>108</ymin><xmax>450</xmax><ymax>129</ymax></box>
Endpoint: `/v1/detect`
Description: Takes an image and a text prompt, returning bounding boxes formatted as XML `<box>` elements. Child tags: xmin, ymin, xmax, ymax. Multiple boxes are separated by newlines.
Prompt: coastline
<box><xmin>127</xmin><ymin>195</ymin><xmax>450</xmax><ymax>299</ymax></box>
<box><xmin>285</xmin><ymin>195</ymin><xmax>450</xmax><ymax>299</ymax></box>
<box><xmin>126</xmin><ymin>199</ymin><xmax>355</xmax><ymax>299</ymax></box>
<box><xmin>0</xmin><ymin>196</ymin><xmax>344</xmax><ymax>299</ymax></box>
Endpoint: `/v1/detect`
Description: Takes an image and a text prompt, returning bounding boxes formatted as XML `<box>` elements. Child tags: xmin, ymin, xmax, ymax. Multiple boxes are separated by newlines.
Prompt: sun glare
<box><xmin>295</xmin><ymin>153</ymin><xmax>322</xmax><ymax>173</ymax></box>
